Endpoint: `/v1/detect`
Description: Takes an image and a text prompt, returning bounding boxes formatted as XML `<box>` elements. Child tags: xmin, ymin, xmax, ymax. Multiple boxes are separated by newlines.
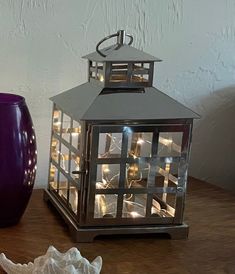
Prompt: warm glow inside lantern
<box><xmin>44</xmin><ymin>30</ymin><xmax>199</xmax><ymax>242</ymax></box>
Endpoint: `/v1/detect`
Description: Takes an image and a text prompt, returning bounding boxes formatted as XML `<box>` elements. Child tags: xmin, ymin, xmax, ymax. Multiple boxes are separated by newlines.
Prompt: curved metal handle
<box><xmin>96</xmin><ymin>30</ymin><xmax>133</xmax><ymax>57</ymax></box>
<box><xmin>125</xmin><ymin>34</ymin><xmax>133</xmax><ymax>45</ymax></box>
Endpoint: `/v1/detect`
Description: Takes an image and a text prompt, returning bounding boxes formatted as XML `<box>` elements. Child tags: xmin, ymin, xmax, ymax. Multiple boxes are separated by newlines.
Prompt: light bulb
<box><xmin>99</xmin><ymin>75</ymin><xmax>104</xmax><ymax>82</ymax></box>
<box><xmin>130</xmin><ymin>211</ymin><xmax>140</xmax><ymax>218</ymax></box>
<box><xmin>102</xmin><ymin>165</ymin><xmax>110</xmax><ymax>173</ymax></box>
<box><xmin>137</xmin><ymin>138</ymin><xmax>144</xmax><ymax>145</ymax></box>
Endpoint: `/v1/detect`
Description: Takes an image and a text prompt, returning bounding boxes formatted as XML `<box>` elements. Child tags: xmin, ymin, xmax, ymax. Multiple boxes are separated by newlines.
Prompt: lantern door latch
<box><xmin>72</xmin><ymin>170</ymin><xmax>87</xmax><ymax>175</ymax></box>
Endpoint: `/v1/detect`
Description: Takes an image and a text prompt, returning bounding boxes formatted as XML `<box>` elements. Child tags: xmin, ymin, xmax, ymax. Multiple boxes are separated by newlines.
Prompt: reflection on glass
<box><xmin>155</xmin><ymin>162</ymin><xmax>178</xmax><ymax>187</ymax></box>
<box><xmin>53</xmin><ymin>108</ymin><xmax>62</xmax><ymax>134</ymax></box>
<box><xmin>60</xmin><ymin>144</ymin><xmax>69</xmax><ymax>173</ymax></box>
<box><xmin>58</xmin><ymin>173</ymin><xmax>68</xmax><ymax>201</ymax></box>
<box><xmin>122</xmin><ymin>194</ymin><xmax>147</xmax><ymax>218</ymax></box>
<box><xmin>62</xmin><ymin>113</ymin><xmax>71</xmax><ymax>143</ymax></box>
<box><xmin>69</xmin><ymin>185</ymin><xmax>78</xmax><ymax>214</ymax></box>
<box><xmin>49</xmin><ymin>163</ymin><xmax>58</xmax><ymax>190</ymax></box>
<box><xmin>126</xmin><ymin>162</ymin><xmax>149</xmax><ymax>188</ymax></box>
<box><xmin>158</xmin><ymin>132</ymin><xmax>183</xmax><ymax>157</ymax></box>
<box><xmin>94</xmin><ymin>194</ymin><xmax>117</xmax><ymax>218</ymax></box>
<box><xmin>71</xmin><ymin>120</ymin><xmax>81</xmax><ymax>149</ymax></box>
<box><xmin>71</xmin><ymin>153</ymin><xmax>80</xmax><ymax>179</ymax></box>
<box><xmin>132</xmin><ymin>74</ymin><xmax>148</xmax><ymax>83</ymax></box>
<box><xmin>128</xmin><ymin>132</ymin><xmax>152</xmax><ymax>158</ymax></box>
<box><xmin>152</xmin><ymin>193</ymin><xmax>176</xmax><ymax>217</ymax></box>
<box><xmin>51</xmin><ymin>137</ymin><xmax>60</xmax><ymax>162</ymax></box>
<box><xmin>98</xmin><ymin>133</ymin><xmax>122</xmax><ymax>158</ymax></box>
<box><xmin>96</xmin><ymin>164</ymin><xmax>120</xmax><ymax>189</ymax></box>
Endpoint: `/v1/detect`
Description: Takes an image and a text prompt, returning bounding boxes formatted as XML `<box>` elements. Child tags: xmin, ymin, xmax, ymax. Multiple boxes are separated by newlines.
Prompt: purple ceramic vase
<box><xmin>0</xmin><ymin>93</ymin><xmax>37</xmax><ymax>227</ymax></box>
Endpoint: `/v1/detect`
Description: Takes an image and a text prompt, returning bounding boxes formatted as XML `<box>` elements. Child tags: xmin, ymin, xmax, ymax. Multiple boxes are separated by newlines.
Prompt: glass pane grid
<box><xmin>98</xmin><ymin>133</ymin><xmax>122</xmax><ymax>158</ymax></box>
<box><xmin>52</xmin><ymin>107</ymin><xmax>62</xmax><ymax>134</ymax></box>
<box><xmin>96</xmin><ymin>164</ymin><xmax>120</xmax><ymax>189</ymax></box>
<box><xmin>93</xmin><ymin>127</ymin><xmax>183</xmax><ymax>220</ymax></box>
<box><xmin>49</xmin><ymin>107</ymin><xmax>82</xmax><ymax>218</ymax></box>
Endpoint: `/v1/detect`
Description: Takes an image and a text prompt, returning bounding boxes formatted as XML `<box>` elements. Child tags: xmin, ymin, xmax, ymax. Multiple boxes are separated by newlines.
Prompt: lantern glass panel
<box><xmin>51</xmin><ymin>137</ymin><xmax>60</xmax><ymax>163</ymax></box>
<box><xmin>122</xmin><ymin>194</ymin><xmax>147</xmax><ymax>218</ymax></box>
<box><xmin>110</xmin><ymin>63</ymin><xmax>128</xmax><ymax>82</ymax></box>
<box><xmin>60</xmin><ymin>143</ymin><xmax>70</xmax><ymax>173</ymax></box>
<box><xmin>96</xmin><ymin>164</ymin><xmax>120</xmax><ymax>189</ymax></box>
<box><xmin>158</xmin><ymin>132</ymin><xmax>183</xmax><ymax>157</ymax></box>
<box><xmin>94</xmin><ymin>194</ymin><xmax>117</xmax><ymax>218</ymax></box>
<box><xmin>69</xmin><ymin>184</ymin><xmax>78</xmax><ymax>214</ymax></box>
<box><xmin>58</xmin><ymin>172</ymin><xmax>68</xmax><ymax>201</ymax></box>
<box><xmin>49</xmin><ymin>163</ymin><xmax>58</xmax><ymax>190</ymax></box>
<box><xmin>52</xmin><ymin>108</ymin><xmax>62</xmax><ymax>134</ymax></box>
<box><xmin>132</xmin><ymin>74</ymin><xmax>149</xmax><ymax>83</ymax></box>
<box><xmin>62</xmin><ymin>113</ymin><xmax>71</xmax><ymax>143</ymax></box>
<box><xmin>70</xmin><ymin>152</ymin><xmax>80</xmax><ymax>179</ymax></box>
<box><xmin>143</xmin><ymin>63</ymin><xmax>150</xmax><ymax>69</ymax></box>
<box><xmin>98</xmin><ymin>133</ymin><xmax>122</xmax><ymax>158</ymax></box>
<box><xmin>71</xmin><ymin>120</ymin><xmax>81</xmax><ymax>150</ymax></box>
<box><xmin>125</xmin><ymin>162</ymin><xmax>150</xmax><ymax>188</ymax></box>
<box><xmin>155</xmin><ymin>162</ymin><xmax>179</xmax><ymax>187</ymax></box>
<box><xmin>131</xmin><ymin>63</ymin><xmax>150</xmax><ymax>83</ymax></box>
<box><xmin>152</xmin><ymin>193</ymin><xmax>176</xmax><ymax>217</ymax></box>
<box><xmin>127</xmin><ymin>132</ymin><xmax>152</xmax><ymax>158</ymax></box>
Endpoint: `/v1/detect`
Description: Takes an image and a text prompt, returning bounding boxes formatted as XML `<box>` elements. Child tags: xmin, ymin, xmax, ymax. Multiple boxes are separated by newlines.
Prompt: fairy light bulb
<box><xmin>137</xmin><ymin>138</ymin><xmax>144</xmax><ymax>145</ymax></box>
<box><xmin>99</xmin><ymin>75</ymin><xmax>104</xmax><ymax>82</ymax></box>
<box><xmin>130</xmin><ymin>211</ymin><xmax>140</xmax><ymax>218</ymax></box>
<box><xmin>102</xmin><ymin>164</ymin><xmax>110</xmax><ymax>173</ymax></box>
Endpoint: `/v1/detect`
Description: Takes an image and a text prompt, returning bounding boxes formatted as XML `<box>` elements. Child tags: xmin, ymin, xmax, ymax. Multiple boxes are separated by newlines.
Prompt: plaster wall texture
<box><xmin>0</xmin><ymin>0</ymin><xmax>234</xmax><ymax>190</ymax></box>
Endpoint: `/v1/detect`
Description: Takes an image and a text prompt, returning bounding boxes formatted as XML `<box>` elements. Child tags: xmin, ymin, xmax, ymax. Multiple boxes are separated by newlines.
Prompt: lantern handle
<box><xmin>96</xmin><ymin>30</ymin><xmax>133</xmax><ymax>57</ymax></box>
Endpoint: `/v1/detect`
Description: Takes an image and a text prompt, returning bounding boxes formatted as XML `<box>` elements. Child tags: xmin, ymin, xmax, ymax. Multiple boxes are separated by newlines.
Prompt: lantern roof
<box><xmin>50</xmin><ymin>82</ymin><xmax>200</xmax><ymax>121</ymax></box>
<box><xmin>83</xmin><ymin>44</ymin><xmax>161</xmax><ymax>62</ymax></box>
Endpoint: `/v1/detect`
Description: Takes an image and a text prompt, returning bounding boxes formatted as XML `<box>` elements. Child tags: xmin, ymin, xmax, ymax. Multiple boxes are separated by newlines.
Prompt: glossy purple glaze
<box><xmin>0</xmin><ymin>93</ymin><xmax>37</xmax><ymax>227</ymax></box>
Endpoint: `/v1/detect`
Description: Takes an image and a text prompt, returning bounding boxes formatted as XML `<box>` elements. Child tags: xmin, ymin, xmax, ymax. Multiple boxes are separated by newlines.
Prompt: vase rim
<box><xmin>0</xmin><ymin>93</ymin><xmax>25</xmax><ymax>105</ymax></box>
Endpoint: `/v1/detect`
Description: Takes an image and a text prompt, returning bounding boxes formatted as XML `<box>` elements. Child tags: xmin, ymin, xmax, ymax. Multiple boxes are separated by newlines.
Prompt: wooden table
<box><xmin>0</xmin><ymin>177</ymin><xmax>235</xmax><ymax>274</ymax></box>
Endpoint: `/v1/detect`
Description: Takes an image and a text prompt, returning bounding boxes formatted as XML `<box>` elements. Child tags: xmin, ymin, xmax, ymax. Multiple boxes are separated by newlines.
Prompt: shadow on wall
<box><xmin>189</xmin><ymin>86</ymin><xmax>235</xmax><ymax>192</ymax></box>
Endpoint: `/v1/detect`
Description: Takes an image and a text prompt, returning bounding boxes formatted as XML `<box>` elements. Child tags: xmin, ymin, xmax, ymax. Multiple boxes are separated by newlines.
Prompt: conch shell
<box><xmin>0</xmin><ymin>246</ymin><xmax>102</xmax><ymax>274</ymax></box>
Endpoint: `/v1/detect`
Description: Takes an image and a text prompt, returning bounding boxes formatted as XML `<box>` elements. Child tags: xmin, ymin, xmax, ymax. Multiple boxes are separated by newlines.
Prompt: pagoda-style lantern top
<box><xmin>51</xmin><ymin>30</ymin><xmax>199</xmax><ymax>122</ymax></box>
<box><xmin>83</xmin><ymin>30</ymin><xmax>160</xmax><ymax>89</ymax></box>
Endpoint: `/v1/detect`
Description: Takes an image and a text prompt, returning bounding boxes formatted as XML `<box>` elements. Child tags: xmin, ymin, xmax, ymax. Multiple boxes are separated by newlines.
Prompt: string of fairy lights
<box><xmin>52</xmin><ymin>110</ymin><xmax>181</xmax><ymax>218</ymax></box>
<box><xmin>95</xmin><ymin>131</ymin><xmax>180</xmax><ymax>218</ymax></box>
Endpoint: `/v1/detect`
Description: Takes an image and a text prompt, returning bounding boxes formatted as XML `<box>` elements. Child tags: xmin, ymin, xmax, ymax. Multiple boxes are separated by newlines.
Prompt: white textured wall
<box><xmin>0</xmin><ymin>0</ymin><xmax>235</xmax><ymax>190</ymax></box>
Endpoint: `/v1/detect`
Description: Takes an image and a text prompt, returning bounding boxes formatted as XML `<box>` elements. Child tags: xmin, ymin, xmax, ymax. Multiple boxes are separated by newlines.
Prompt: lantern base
<box><xmin>44</xmin><ymin>189</ymin><xmax>189</xmax><ymax>243</ymax></box>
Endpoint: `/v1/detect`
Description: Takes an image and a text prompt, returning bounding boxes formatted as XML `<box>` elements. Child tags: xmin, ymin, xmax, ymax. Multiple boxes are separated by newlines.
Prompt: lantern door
<box><xmin>85</xmin><ymin>123</ymin><xmax>191</xmax><ymax>226</ymax></box>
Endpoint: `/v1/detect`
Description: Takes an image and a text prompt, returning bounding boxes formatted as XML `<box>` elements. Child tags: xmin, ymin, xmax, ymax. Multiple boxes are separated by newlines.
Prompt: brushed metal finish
<box><xmin>44</xmin><ymin>189</ymin><xmax>188</xmax><ymax>243</ymax></box>
<box><xmin>95</xmin><ymin>30</ymin><xmax>134</xmax><ymax>57</ymax></box>
<box><xmin>50</xmin><ymin>83</ymin><xmax>199</xmax><ymax>121</ymax></box>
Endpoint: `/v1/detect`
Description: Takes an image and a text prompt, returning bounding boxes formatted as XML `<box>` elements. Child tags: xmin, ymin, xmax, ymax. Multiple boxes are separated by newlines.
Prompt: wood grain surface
<box><xmin>0</xmin><ymin>177</ymin><xmax>235</xmax><ymax>274</ymax></box>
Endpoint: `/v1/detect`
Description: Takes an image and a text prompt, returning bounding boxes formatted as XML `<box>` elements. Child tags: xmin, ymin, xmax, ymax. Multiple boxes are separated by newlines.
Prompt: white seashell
<box><xmin>0</xmin><ymin>246</ymin><xmax>102</xmax><ymax>274</ymax></box>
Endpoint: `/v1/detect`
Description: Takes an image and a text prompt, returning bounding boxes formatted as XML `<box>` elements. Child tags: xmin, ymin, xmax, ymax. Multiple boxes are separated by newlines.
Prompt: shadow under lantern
<box><xmin>44</xmin><ymin>30</ymin><xmax>199</xmax><ymax>242</ymax></box>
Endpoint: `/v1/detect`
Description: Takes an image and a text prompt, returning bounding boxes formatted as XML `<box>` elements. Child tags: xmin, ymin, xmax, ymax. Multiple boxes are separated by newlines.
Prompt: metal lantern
<box><xmin>44</xmin><ymin>30</ymin><xmax>199</xmax><ymax>242</ymax></box>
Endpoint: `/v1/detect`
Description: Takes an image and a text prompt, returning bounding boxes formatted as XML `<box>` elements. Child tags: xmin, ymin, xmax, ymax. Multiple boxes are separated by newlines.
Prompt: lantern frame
<box><xmin>44</xmin><ymin>30</ymin><xmax>199</xmax><ymax>242</ymax></box>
